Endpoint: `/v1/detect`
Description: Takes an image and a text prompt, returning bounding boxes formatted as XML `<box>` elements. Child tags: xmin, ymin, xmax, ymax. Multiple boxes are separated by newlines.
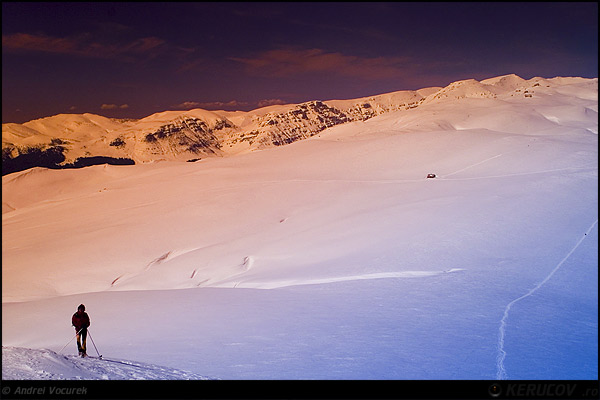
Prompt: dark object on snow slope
<box><xmin>427</xmin><ymin>173</ymin><xmax>436</xmax><ymax>178</ymax></box>
<box><xmin>2</xmin><ymin>145</ymin><xmax>134</xmax><ymax>175</ymax></box>
<box><xmin>72</xmin><ymin>304</ymin><xmax>91</xmax><ymax>357</ymax></box>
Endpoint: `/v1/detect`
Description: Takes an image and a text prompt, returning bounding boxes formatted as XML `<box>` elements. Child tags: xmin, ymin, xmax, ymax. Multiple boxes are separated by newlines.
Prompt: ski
<box><xmin>82</xmin><ymin>354</ymin><xmax>102</xmax><ymax>359</ymax></box>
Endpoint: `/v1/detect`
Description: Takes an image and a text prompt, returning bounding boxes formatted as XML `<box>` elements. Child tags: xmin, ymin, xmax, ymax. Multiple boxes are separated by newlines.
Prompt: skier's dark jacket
<box><xmin>72</xmin><ymin>311</ymin><xmax>90</xmax><ymax>332</ymax></box>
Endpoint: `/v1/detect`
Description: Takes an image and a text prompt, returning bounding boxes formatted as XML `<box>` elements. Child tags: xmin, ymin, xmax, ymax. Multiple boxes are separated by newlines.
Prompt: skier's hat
<box><xmin>78</xmin><ymin>304</ymin><xmax>85</xmax><ymax>311</ymax></box>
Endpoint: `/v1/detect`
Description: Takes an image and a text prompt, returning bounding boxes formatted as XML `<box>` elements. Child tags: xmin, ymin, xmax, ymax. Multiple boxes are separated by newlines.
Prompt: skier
<box><xmin>72</xmin><ymin>304</ymin><xmax>90</xmax><ymax>357</ymax></box>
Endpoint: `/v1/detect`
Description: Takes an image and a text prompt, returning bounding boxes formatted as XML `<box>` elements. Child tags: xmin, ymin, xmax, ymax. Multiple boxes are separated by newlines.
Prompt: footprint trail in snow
<box><xmin>495</xmin><ymin>219</ymin><xmax>598</xmax><ymax>380</ymax></box>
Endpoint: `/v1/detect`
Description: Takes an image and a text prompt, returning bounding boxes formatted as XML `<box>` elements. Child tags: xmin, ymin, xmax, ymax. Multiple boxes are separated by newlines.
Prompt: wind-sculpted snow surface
<box><xmin>2</xmin><ymin>347</ymin><xmax>210</xmax><ymax>380</ymax></box>
<box><xmin>2</xmin><ymin>75</ymin><xmax>597</xmax><ymax>380</ymax></box>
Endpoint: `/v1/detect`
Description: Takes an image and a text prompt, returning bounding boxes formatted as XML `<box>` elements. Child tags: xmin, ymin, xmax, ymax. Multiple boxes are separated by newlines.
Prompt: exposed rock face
<box><xmin>240</xmin><ymin>97</ymin><xmax>431</xmax><ymax>149</ymax></box>
<box><xmin>252</xmin><ymin>101</ymin><xmax>353</xmax><ymax>147</ymax></box>
<box><xmin>142</xmin><ymin>117</ymin><xmax>228</xmax><ymax>156</ymax></box>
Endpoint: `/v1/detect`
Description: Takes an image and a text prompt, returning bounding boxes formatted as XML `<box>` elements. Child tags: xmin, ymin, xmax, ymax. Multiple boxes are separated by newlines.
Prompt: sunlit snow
<box><xmin>2</xmin><ymin>75</ymin><xmax>597</xmax><ymax>380</ymax></box>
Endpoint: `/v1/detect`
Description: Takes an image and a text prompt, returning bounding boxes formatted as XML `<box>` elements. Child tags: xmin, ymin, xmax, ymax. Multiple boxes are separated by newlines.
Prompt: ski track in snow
<box><xmin>495</xmin><ymin>219</ymin><xmax>598</xmax><ymax>380</ymax></box>
<box><xmin>228</xmin><ymin>164</ymin><xmax>595</xmax><ymax>188</ymax></box>
<box><xmin>442</xmin><ymin>153</ymin><xmax>504</xmax><ymax>177</ymax></box>
<box><xmin>227</xmin><ymin>268</ymin><xmax>465</xmax><ymax>289</ymax></box>
<box><xmin>444</xmin><ymin>165</ymin><xmax>596</xmax><ymax>181</ymax></box>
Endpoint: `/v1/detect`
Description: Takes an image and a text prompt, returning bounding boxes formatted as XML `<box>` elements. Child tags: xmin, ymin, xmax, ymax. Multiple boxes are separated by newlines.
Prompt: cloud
<box><xmin>2</xmin><ymin>33</ymin><xmax>75</xmax><ymax>54</ymax></box>
<box><xmin>2</xmin><ymin>32</ymin><xmax>167</xmax><ymax>62</ymax></box>
<box><xmin>231</xmin><ymin>48</ymin><xmax>413</xmax><ymax>80</ymax></box>
<box><xmin>176</xmin><ymin>58</ymin><xmax>208</xmax><ymax>73</ymax></box>
<box><xmin>174</xmin><ymin>99</ymin><xmax>288</xmax><ymax>111</ymax></box>
<box><xmin>173</xmin><ymin>101</ymin><xmax>204</xmax><ymax>109</ymax></box>
<box><xmin>101</xmin><ymin>103</ymin><xmax>129</xmax><ymax>110</ymax></box>
<box><xmin>256</xmin><ymin>99</ymin><xmax>286</xmax><ymax>108</ymax></box>
<box><xmin>173</xmin><ymin>100</ymin><xmax>249</xmax><ymax>110</ymax></box>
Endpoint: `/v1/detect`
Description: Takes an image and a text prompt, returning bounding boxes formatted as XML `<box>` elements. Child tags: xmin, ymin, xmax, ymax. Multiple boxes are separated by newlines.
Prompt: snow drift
<box><xmin>2</xmin><ymin>346</ymin><xmax>210</xmax><ymax>380</ymax></box>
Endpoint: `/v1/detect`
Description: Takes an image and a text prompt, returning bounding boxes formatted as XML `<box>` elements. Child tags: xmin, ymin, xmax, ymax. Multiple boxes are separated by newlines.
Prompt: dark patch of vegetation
<box><xmin>2</xmin><ymin>145</ymin><xmax>66</xmax><ymax>175</ymax></box>
<box><xmin>109</xmin><ymin>137</ymin><xmax>126</xmax><ymax>148</ymax></box>
<box><xmin>272</xmin><ymin>137</ymin><xmax>298</xmax><ymax>146</ymax></box>
<box><xmin>187</xmin><ymin>143</ymin><xmax>205</xmax><ymax>153</ymax></box>
<box><xmin>63</xmin><ymin>156</ymin><xmax>135</xmax><ymax>169</ymax></box>
<box><xmin>2</xmin><ymin>145</ymin><xmax>134</xmax><ymax>175</ymax></box>
<box><xmin>289</xmin><ymin>108</ymin><xmax>309</xmax><ymax>120</ymax></box>
<box><xmin>188</xmin><ymin>140</ymin><xmax>221</xmax><ymax>153</ymax></box>
<box><xmin>2</xmin><ymin>147</ymin><xmax>14</xmax><ymax>161</ymax></box>
<box><xmin>144</xmin><ymin>133</ymin><xmax>158</xmax><ymax>142</ymax></box>
<box><xmin>213</xmin><ymin>119</ymin><xmax>234</xmax><ymax>130</ymax></box>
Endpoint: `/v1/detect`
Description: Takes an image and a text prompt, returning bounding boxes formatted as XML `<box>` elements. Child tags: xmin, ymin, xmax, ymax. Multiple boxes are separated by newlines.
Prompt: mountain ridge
<box><xmin>2</xmin><ymin>74</ymin><xmax>596</xmax><ymax>174</ymax></box>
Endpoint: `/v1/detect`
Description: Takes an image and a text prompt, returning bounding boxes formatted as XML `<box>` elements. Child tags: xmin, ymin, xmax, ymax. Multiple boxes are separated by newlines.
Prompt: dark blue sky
<box><xmin>2</xmin><ymin>2</ymin><xmax>598</xmax><ymax>123</ymax></box>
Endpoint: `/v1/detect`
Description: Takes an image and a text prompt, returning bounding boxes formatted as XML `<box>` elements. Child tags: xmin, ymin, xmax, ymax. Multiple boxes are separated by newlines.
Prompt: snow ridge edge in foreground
<box><xmin>2</xmin><ymin>346</ymin><xmax>212</xmax><ymax>380</ymax></box>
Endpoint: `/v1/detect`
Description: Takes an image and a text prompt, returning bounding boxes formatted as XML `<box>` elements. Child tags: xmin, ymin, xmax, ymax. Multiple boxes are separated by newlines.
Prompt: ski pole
<box><xmin>87</xmin><ymin>329</ymin><xmax>102</xmax><ymax>358</ymax></box>
<box><xmin>58</xmin><ymin>328</ymin><xmax>83</xmax><ymax>354</ymax></box>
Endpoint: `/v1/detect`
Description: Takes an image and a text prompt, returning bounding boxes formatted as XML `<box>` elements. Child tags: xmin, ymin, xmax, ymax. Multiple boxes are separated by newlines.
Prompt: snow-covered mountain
<box><xmin>2</xmin><ymin>87</ymin><xmax>444</xmax><ymax>167</ymax></box>
<box><xmin>4</xmin><ymin>74</ymin><xmax>587</xmax><ymax>171</ymax></box>
<box><xmin>2</xmin><ymin>73</ymin><xmax>597</xmax><ymax>382</ymax></box>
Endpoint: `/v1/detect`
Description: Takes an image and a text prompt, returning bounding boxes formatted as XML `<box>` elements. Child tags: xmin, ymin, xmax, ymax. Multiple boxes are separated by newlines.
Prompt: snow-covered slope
<box><xmin>2</xmin><ymin>74</ymin><xmax>597</xmax><ymax>381</ymax></box>
<box><xmin>2</xmin><ymin>346</ymin><xmax>210</xmax><ymax>380</ymax></box>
